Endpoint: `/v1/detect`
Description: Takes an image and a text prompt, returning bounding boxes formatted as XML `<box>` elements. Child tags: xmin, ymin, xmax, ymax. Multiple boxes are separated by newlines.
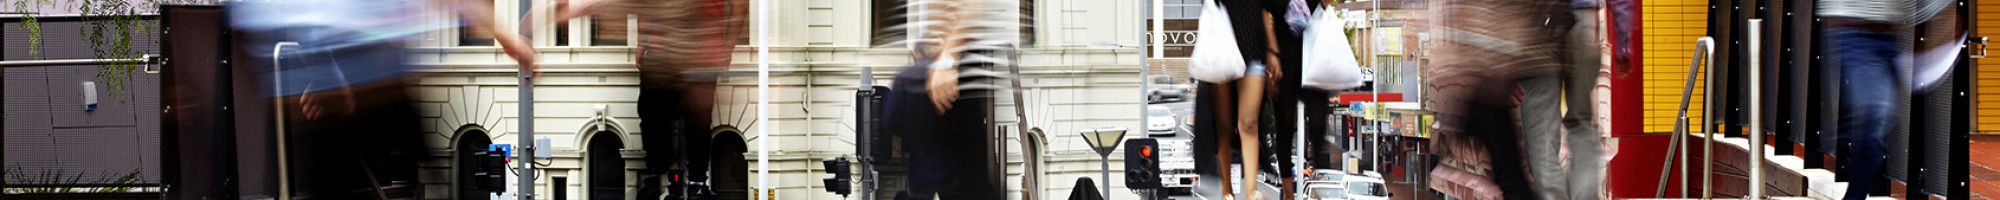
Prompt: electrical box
<box><xmin>534</xmin><ymin>138</ymin><xmax>553</xmax><ymax>158</ymax></box>
<box><xmin>83</xmin><ymin>81</ymin><xmax>98</xmax><ymax>111</ymax></box>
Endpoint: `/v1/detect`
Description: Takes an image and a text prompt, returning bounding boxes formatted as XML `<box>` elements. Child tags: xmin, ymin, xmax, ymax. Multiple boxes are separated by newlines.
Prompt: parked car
<box><xmin>1148</xmin><ymin>77</ymin><xmax>1190</xmax><ymax>103</ymax></box>
<box><xmin>1305</xmin><ymin>170</ymin><xmax>1347</xmax><ymax>200</ymax></box>
<box><xmin>1344</xmin><ymin>172</ymin><xmax>1391</xmax><ymax>200</ymax></box>
<box><xmin>1147</xmin><ymin>105</ymin><xmax>1178</xmax><ymax>135</ymax></box>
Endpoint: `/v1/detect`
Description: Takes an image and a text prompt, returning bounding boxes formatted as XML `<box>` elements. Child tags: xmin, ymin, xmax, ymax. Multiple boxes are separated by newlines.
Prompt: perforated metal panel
<box><xmin>159</xmin><ymin>5</ymin><xmax>239</xmax><ymax>199</ymax></box>
<box><xmin>2</xmin><ymin>15</ymin><xmax>164</xmax><ymax>186</ymax></box>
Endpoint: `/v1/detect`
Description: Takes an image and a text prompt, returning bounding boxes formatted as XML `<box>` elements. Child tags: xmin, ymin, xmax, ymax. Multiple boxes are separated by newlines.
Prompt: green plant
<box><xmin>4</xmin><ymin>165</ymin><xmax>145</xmax><ymax>194</ymax></box>
<box><xmin>11</xmin><ymin>0</ymin><xmax>51</xmax><ymax>59</ymax></box>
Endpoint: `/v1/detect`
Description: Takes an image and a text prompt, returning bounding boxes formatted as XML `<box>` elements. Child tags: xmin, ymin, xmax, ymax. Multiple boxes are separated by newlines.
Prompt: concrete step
<box><xmin>1690</xmin><ymin>133</ymin><xmax>1892</xmax><ymax>200</ymax></box>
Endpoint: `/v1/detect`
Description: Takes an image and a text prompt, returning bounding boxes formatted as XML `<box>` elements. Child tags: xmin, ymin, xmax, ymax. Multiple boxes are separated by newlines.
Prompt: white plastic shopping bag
<box><xmin>1188</xmin><ymin>0</ymin><xmax>1246</xmax><ymax>83</ymax></box>
<box><xmin>1301</xmin><ymin>9</ymin><xmax>1366</xmax><ymax>91</ymax></box>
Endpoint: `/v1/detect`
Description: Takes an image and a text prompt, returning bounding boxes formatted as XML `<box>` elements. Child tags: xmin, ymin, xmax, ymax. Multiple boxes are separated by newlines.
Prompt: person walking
<box><xmin>1426</xmin><ymin>0</ymin><xmax>1572</xmax><ymax>199</ymax></box>
<box><xmin>881</xmin><ymin>1</ymin><xmax>1014</xmax><ymax>199</ymax></box>
<box><xmin>555</xmin><ymin>0</ymin><xmax>748</xmax><ymax>198</ymax></box>
<box><xmin>1817</xmin><ymin>0</ymin><xmax>1950</xmax><ymax>199</ymax></box>
<box><xmin>1518</xmin><ymin>0</ymin><xmax>1608</xmax><ymax>199</ymax></box>
<box><xmin>230</xmin><ymin>0</ymin><xmax>540</xmax><ymax>198</ymax></box>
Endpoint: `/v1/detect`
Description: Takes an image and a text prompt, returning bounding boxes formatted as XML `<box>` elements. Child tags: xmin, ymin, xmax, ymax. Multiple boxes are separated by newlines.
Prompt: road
<box><xmin>1151</xmin><ymin>100</ymin><xmax>1288</xmax><ymax>200</ymax></box>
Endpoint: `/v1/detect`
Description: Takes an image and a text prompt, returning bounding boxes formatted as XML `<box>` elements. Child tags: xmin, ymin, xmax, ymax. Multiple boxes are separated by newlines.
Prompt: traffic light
<box><xmin>1124</xmin><ymin>138</ymin><xmax>1161</xmax><ymax>189</ymax></box>
<box><xmin>821</xmin><ymin>157</ymin><xmax>851</xmax><ymax>196</ymax></box>
<box><xmin>858</xmin><ymin>85</ymin><xmax>890</xmax><ymax>164</ymax></box>
<box><xmin>474</xmin><ymin>150</ymin><xmax>508</xmax><ymax>192</ymax></box>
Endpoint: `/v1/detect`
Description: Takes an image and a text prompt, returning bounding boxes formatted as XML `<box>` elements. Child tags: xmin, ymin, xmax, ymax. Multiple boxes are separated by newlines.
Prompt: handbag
<box><xmin>1301</xmin><ymin>8</ymin><xmax>1367</xmax><ymax>91</ymax></box>
<box><xmin>1188</xmin><ymin>0</ymin><xmax>1246</xmax><ymax>83</ymax></box>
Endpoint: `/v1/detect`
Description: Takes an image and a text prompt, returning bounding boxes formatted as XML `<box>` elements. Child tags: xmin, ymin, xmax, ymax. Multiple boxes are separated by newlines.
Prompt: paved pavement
<box><xmin>1970</xmin><ymin>135</ymin><xmax>2000</xmax><ymax>199</ymax></box>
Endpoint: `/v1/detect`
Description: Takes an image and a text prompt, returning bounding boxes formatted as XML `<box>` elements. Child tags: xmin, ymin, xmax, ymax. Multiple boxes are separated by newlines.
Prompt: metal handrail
<box><xmin>272</xmin><ymin>41</ymin><xmax>299</xmax><ymax>200</ymax></box>
<box><xmin>0</xmin><ymin>55</ymin><xmax>160</xmax><ymax>68</ymax></box>
<box><xmin>1656</xmin><ymin>37</ymin><xmax>1714</xmax><ymax>198</ymax></box>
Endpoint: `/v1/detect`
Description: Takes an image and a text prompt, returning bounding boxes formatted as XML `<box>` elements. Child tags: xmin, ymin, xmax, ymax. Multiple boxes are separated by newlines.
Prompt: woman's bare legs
<box><xmin>1235</xmin><ymin>74</ymin><xmax>1267</xmax><ymax>200</ymax></box>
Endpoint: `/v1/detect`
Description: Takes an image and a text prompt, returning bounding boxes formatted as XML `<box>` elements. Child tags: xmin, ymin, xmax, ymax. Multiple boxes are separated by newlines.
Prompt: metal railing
<box><xmin>1654</xmin><ymin>19</ymin><xmax>1769</xmax><ymax>199</ymax></box>
<box><xmin>0</xmin><ymin>54</ymin><xmax>161</xmax><ymax>72</ymax></box>
<box><xmin>1655</xmin><ymin>36</ymin><xmax>1714</xmax><ymax>198</ymax></box>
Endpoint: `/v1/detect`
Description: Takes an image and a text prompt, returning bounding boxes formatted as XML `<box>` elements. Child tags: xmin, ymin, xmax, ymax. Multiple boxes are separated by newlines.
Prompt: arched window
<box><xmin>586</xmin><ymin>131</ymin><xmax>626</xmax><ymax>200</ymax></box>
<box><xmin>455</xmin><ymin>128</ymin><xmax>495</xmax><ymax>200</ymax></box>
<box><xmin>709</xmin><ymin>131</ymin><xmax>750</xmax><ymax>200</ymax></box>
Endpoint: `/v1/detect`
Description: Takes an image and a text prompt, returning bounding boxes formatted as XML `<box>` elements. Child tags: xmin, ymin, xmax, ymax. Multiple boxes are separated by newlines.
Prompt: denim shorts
<box><xmin>1247</xmin><ymin>62</ymin><xmax>1269</xmax><ymax>77</ymax></box>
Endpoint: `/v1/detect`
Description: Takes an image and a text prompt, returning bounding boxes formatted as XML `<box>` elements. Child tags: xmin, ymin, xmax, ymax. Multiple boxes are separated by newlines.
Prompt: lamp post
<box><xmin>1080</xmin><ymin>127</ymin><xmax>1128</xmax><ymax>200</ymax></box>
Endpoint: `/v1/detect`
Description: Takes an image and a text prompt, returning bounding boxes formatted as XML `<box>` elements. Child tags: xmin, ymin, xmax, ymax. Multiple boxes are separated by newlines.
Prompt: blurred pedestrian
<box><xmin>1518</xmin><ymin>0</ymin><xmax>1608</xmax><ymax>199</ymax></box>
<box><xmin>1817</xmin><ymin>0</ymin><xmax>1950</xmax><ymax>199</ymax></box>
<box><xmin>229</xmin><ymin>0</ymin><xmax>539</xmax><ymax>198</ymax></box>
<box><xmin>555</xmin><ymin>0</ymin><xmax>747</xmax><ymax>198</ymax></box>
<box><xmin>882</xmin><ymin>1</ymin><xmax>1013</xmax><ymax>198</ymax></box>
<box><xmin>1426</xmin><ymin>0</ymin><xmax>1572</xmax><ymax>199</ymax></box>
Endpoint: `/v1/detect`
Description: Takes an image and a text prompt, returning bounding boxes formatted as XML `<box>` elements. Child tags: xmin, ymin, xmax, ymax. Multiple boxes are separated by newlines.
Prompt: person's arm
<box><xmin>445</xmin><ymin>0</ymin><xmax>541</xmax><ymax>79</ymax></box>
<box><xmin>1262</xmin><ymin>11</ymin><xmax>1284</xmax><ymax>89</ymax></box>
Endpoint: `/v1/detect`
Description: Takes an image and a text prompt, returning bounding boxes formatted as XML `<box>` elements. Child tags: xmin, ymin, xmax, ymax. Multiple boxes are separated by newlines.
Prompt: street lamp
<box><xmin>1080</xmin><ymin>127</ymin><xmax>1128</xmax><ymax>200</ymax></box>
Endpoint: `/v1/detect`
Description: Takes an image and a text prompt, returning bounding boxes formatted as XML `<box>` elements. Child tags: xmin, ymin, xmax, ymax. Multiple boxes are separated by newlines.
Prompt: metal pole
<box><xmin>756</xmin><ymin>0</ymin><xmax>772</xmax><ymax>198</ymax></box>
<box><xmin>1369</xmin><ymin>0</ymin><xmax>1381</xmax><ymax>175</ymax></box>
<box><xmin>272</xmin><ymin>42</ymin><xmax>298</xmax><ymax>200</ymax></box>
<box><xmin>1702</xmin><ymin>32</ymin><xmax>1717</xmax><ymax>200</ymax></box>
<box><xmin>1747</xmin><ymin>19</ymin><xmax>1764</xmax><ymax>199</ymax></box>
<box><xmin>0</xmin><ymin>57</ymin><xmax>157</xmax><ymax>67</ymax></box>
<box><xmin>519</xmin><ymin>47</ymin><xmax>537</xmax><ymax>200</ymax></box>
<box><xmin>1103</xmin><ymin>155</ymin><xmax>1113</xmax><ymax>200</ymax></box>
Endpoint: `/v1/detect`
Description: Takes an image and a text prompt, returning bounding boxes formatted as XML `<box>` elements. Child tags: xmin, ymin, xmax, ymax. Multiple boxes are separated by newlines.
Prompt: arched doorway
<box><xmin>455</xmin><ymin>128</ymin><xmax>494</xmax><ymax>200</ymax></box>
<box><xmin>587</xmin><ymin>131</ymin><xmax>626</xmax><ymax>200</ymax></box>
<box><xmin>709</xmin><ymin>129</ymin><xmax>749</xmax><ymax>200</ymax></box>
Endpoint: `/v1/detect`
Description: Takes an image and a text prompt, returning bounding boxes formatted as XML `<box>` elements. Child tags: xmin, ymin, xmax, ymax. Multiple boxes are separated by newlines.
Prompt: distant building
<box><xmin>405</xmin><ymin>0</ymin><xmax>1143</xmax><ymax>199</ymax></box>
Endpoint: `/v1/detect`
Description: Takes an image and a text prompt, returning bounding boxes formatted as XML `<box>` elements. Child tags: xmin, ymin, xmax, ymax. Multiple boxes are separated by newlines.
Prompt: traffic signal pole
<box><xmin>518</xmin><ymin>55</ymin><xmax>536</xmax><ymax>200</ymax></box>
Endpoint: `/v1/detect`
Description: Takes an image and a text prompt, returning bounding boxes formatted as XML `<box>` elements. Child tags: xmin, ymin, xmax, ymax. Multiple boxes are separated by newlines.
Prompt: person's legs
<box><xmin>1519</xmin><ymin>76</ymin><xmax>1567</xmax><ymax>199</ymax></box>
<box><xmin>1235</xmin><ymin>74</ymin><xmax>1267</xmax><ymax>199</ymax></box>
<box><xmin>1215</xmin><ymin>82</ymin><xmax>1237</xmax><ymax>199</ymax></box>
<box><xmin>636</xmin><ymin>87</ymin><xmax>679</xmax><ymax>199</ymax></box>
<box><xmin>1827</xmin><ymin>26</ymin><xmax>1898</xmax><ymax>200</ymax></box>
<box><xmin>1471</xmin><ymin>103</ymin><xmax>1541</xmax><ymax>200</ymax></box>
<box><xmin>677</xmin><ymin>83</ymin><xmax>718</xmax><ymax>184</ymax></box>
<box><xmin>938</xmin><ymin>98</ymin><xmax>1004</xmax><ymax>200</ymax></box>
<box><xmin>1301</xmin><ymin>90</ymin><xmax>1331</xmax><ymax>169</ymax></box>
<box><xmin>1563</xmin><ymin>9</ymin><xmax>1606</xmax><ymax>200</ymax></box>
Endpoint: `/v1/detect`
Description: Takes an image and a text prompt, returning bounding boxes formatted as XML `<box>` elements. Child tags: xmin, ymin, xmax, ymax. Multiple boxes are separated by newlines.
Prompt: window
<box><xmin>591</xmin><ymin>14</ymin><xmax>630</xmax><ymax>46</ymax></box>
<box><xmin>459</xmin><ymin>0</ymin><xmax>499</xmax><ymax>46</ymax></box>
<box><xmin>552</xmin><ymin>176</ymin><xmax>569</xmax><ymax>200</ymax></box>
<box><xmin>556</xmin><ymin>21</ymin><xmax>572</xmax><ymax>46</ymax></box>
<box><xmin>870</xmin><ymin>0</ymin><xmax>910</xmax><ymax>47</ymax></box>
<box><xmin>586</xmin><ymin>133</ymin><xmax>625</xmax><ymax>200</ymax></box>
<box><xmin>1019</xmin><ymin>0</ymin><xmax>1035</xmax><ymax>46</ymax></box>
<box><xmin>455</xmin><ymin>130</ymin><xmax>495</xmax><ymax>200</ymax></box>
<box><xmin>1144</xmin><ymin>0</ymin><xmax>1203</xmax><ymax>57</ymax></box>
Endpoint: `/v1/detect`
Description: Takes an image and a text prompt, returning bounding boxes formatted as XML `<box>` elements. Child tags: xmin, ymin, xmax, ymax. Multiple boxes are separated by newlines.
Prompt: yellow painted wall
<box><xmin>1979</xmin><ymin>0</ymin><xmax>2000</xmax><ymax>132</ymax></box>
<box><xmin>1640</xmin><ymin>0</ymin><xmax>1710</xmax><ymax>133</ymax></box>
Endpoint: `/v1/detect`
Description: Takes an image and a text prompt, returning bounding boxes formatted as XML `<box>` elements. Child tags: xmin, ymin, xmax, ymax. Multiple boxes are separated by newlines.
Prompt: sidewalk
<box><xmin>1970</xmin><ymin>135</ymin><xmax>2000</xmax><ymax>199</ymax></box>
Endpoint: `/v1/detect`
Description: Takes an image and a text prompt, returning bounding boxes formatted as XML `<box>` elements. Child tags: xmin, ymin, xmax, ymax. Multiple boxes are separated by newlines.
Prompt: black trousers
<box><xmin>282</xmin><ymin>80</ymin><xmax>426</xmax><ymax>199</ymax></box>
<box><xmin>637</xmin><ymin>83</ymin><xmax>718</xmax><ymax>199</ymax></box>
<box><xmin>887</xmin><ymin>66</ymin><xmax>1002</xmax><ymax>200</ymax></box>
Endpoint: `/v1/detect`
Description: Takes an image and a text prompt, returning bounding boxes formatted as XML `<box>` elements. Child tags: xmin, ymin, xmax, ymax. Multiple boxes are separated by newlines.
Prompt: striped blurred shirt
<box><xmin>1819</xmin><ymin>0</ymin><xmax>1952</xmax><ymax>26</ymax></box>
<box><xmin>592</xmin><ymin>0</ymin><xmax>749</xmax><ymax>89</ymax></box>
